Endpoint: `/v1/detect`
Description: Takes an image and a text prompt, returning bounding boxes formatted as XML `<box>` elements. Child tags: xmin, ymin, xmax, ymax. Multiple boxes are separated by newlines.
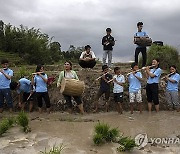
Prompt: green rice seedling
<box><xmin>0</xmin><ymin>118</ymin><xmax>11</xmax><ymax>136</ymax></box>
<box><xmin>93</xmin><ymin>122</ymin><xmax>120</xmax><ymax>144</ymax></box>
<box><xmin>93</xmin><ymin>133</ymin><xmax>104</xmax><ymax>145</ymax></box>
<box><xmin>106</xmin><ymin>128</ymin><xmax>119</xmax><ymax>142</ymax></box>
<box><xmin>17</xmin><ymin>111</ymin><xmax>31</xmax><ymax>133</ymax></box>
<box><xmin>94</xmin><ymin>122</ymin><xmax>110</xmax><ymax>137</ymax></box>
<box><xmin>7</xmin><ymin>117</ymin><xmax>15</xmax><ymax>127</ymax></box>
<box><xmin>40</xmin><ymin>144</ymin><xmax>65</xmax><ymax>154</ymax></box>
<box><xmin>117</xmin><ymin>136</ymin><xmax>136</xmax><ymax>151</ymax></box>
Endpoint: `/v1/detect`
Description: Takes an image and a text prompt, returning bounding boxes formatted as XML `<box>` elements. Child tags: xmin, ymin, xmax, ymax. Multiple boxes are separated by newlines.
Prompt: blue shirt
<box><xmin>147</xmin><ymin>68</ymin><xmax>162</xmax><ymax>84</ymax></box>
<box><xmin>166</xmin><ymin>73</ymin><xmax>180</xmax><ymax>91</ymax></box>
<box><xmin>0</xmin><ymin>68</ymin><xmax>13</xmax><ymax>89</ymax></box>
<box><xmin>134</xmin><ymin>31</ymin><xmax>148</xmax><ymax>48</ymax></box>
<box><xmin>17</xmin><ymin>78</ymin><xmax>31</xmax><ymax>94</ymax></box>
<box><xmin>113</xmin><ymin>74</ymin><xmax>125</xmax><ymax>93</ymax></box>
<box><xmin>128</xmin><ymin>72</ymin><xmax>142</xmax><ymax>93</ymax></box>
<box><xmin>34</xmin><ymin>74</ymin><xmax>48</xmax><ymax>92</ymax></box>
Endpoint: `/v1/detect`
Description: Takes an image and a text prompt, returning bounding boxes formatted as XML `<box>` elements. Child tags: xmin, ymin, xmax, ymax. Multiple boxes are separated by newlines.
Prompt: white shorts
<box><xmin>129</xmin><ymin>90</ymin><xmax>142</xmax><ymax>103</ymax></box>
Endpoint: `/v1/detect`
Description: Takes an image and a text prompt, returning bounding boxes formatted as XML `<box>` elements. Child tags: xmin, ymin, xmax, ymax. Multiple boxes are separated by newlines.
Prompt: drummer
<box><xmin>134</xmin><ymin>22</ymin><xmax>148</xmax><ymax>67</ymax></box>
<box><xmin>57</xmin><ymin>61</ymin><xmax>84</xmax><ymax>114</ymax></box>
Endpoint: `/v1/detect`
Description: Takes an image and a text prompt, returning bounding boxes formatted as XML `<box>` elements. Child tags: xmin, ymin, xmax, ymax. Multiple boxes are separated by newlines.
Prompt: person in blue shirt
<box><xmin>113</xmin><ymin>67</ymin><xmax>125</xmax><ymax>114</ymax></box>
<box><xmin>128</xmin><ymin>63</ymin><xmax>143</xmax><ymax>114</ymax></box>
<box><xmin>0</xmin><ymin>59</ymin><xmax>13</xmax><ymax>113</ymax></box>
<box><xmin>164</xmin><ymin>65</ymin><xmax>180</xmax><ymax>112</ymax></box>
<box><xmin>146</xmin><ymin>59</ymin><xmax>162</xmax><ymax>112</ymax></box>
<box><xmin>32</xmin><ymin>65</ymin><xmax>51</xmax><ymax>113</ymax></box>
<box><xmin>134</xmin><ymin>22</ymin><xmax>148</xmax><ymax>67</ymax></box>
<box><xmin>10</xmin><ymin>78</ymin><xmax>34</xmax><ymax>112</ymax></box>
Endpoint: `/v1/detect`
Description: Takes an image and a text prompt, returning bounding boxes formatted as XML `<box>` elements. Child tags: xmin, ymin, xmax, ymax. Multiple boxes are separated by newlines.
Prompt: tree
<box><xmin>146</xmin><ymin>44</ymin><xmax>180</xmax><ymax>71</ymax></box>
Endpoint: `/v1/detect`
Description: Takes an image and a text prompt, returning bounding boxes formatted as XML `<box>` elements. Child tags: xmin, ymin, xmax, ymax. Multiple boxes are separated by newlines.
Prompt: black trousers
<box><xmin>146</xmin><ymin>83</ymin><xmax>159</xmax><ymax>105</ymax></box>
<box><xmin>63</xmin><ymin>94</ymin><xmax>82</xmax><ymax>108</ymax></box>
<box><xmin>36</xmin><ymin>92</ymin><xmax>51</xmax><ymax>108</ymax></box>
<box><xmin>135</xmin><ymin>47</ymin><xmax>147</xmax><ymax>67</ymax></box>
<box><xmin>79</xmin><ymin>60</ymin><xmax>96</xmax><ymax>68</ymax></box>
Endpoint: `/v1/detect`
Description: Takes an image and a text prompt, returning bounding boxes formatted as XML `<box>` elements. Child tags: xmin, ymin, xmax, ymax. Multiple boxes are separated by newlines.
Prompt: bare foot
<box><xmin>93</xmin><ymin>109</ymin><xmax>97</xmax><ymax>113</ymax></box>
<box><xmin>177</xmin><ymin>108</ymin><xmax>180</xmax><ymax>112</ymax></box>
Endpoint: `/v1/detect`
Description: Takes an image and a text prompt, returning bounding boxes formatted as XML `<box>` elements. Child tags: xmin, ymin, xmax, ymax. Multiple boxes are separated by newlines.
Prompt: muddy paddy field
<box><xmin>0</xmin><ymin>111</ymin><xmax>180</xmax><ymax>154</ymax></box>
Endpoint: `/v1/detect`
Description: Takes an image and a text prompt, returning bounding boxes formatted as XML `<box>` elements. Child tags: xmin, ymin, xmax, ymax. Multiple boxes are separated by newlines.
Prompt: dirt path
<box><xmin>0</xmin><ymin>111</ymin><xmax>180</xmax><ymax>154</ymax></box>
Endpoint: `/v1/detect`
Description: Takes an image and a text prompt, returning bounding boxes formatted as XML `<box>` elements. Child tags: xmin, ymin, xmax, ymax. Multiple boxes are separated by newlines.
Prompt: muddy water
<box><xmin>0</xmin><ymin>111</ymin><xmax>180</xmax><ymax>154</ymax></box>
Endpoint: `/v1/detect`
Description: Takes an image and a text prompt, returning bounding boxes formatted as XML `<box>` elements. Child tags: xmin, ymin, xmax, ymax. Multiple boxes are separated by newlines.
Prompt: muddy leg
<box><xmin>148</xmin><ymin>102</ymin><xmax>152</xmax><ymax>113</ymax></box>
<box><xmin>21</xmin><ymin>103</ymin><xmax>25</xmax><ymax>111</ymax></box>
<box><xmin>118</xmin><ymin>102</ymin><xmax>123</xmax><ymax>114</ymax></box>
<box><xmin>93</xmin><ymin>101</ymin><xmax>98</xmax><ymax>113</ymax></box>
<box><xmin>38</xmin><ymin>107</ymin><xmax>42</xmax><ymax>114</ymax></box>
<box><xmin>155</xmin><ymin>104</ymin><xmax>159</xmax><ymax>112</ymax></box>
<box><xmin>138</xmin><ymin>103</ymin><xmax>142</xmax><ymax>114</ymax></box>
<box><xmin>78</xmin><ymin>103</ymin><xmax>84</xmax><ymax>114</ymax></box>
<box><xmin>130</xmin><ymin>103</ymin><xmax>133</xmax><ymax>114</ymax></box>
<box><xmin>29</xmin><ymin>101</ymin><xmax>33</xmax><ymax>112</ymax></box>
<box><xmin>105</xmin><ymin>101</ymin><xmax>109</xmax><ymax>112</ymax></box>
<box><xmin>46</xmin><ymin>107</ymin><xmax>51</xmax><ymax>114</ymax></box>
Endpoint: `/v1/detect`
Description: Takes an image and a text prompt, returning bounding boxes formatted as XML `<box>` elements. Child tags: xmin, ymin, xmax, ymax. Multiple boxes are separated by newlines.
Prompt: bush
<box><xmin>146</xmin><ymin>44</ymin><xmax>180</xmax><ymax>71</ymax></box>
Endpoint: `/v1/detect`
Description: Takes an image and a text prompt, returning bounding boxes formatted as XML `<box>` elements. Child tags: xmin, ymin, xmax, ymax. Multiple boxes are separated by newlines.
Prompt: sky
<box><xmin>1</xmin><ymin>0</ymin><xmax>180</xmax><ymax>62</ymax></box>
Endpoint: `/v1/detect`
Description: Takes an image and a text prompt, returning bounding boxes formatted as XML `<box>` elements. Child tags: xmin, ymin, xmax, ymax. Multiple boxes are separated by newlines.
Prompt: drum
<box><xmin>134</xmin><ymin>37</ymin><xmax>152</xmax><ymax>47</ymax></box>
<box><xmin>60</xmin><ymin>78</ymin><xmax>85</xmax><ymax>96</ymax></box>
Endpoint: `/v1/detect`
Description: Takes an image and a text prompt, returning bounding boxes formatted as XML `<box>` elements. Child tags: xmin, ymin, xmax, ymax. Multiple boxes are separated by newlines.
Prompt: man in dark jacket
<box><xmin>102</xmin><ymin>28</ymin><xmax>115</xmax><ymax>67</ymax></box>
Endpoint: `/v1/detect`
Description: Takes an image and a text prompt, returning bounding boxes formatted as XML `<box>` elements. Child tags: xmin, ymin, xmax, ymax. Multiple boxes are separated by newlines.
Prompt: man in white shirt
<box><xmin>79</xmin><ymin>45</ymin><xmax>96</xmax><ymax>68</ymax></box>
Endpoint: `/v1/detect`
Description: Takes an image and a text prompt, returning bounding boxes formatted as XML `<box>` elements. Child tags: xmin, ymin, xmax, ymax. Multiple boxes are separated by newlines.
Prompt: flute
<box><xmin>107</xmin><ymin>78</ymin><xmax>114</xmax><ymax>83</ymax></box>
<box><xmin>95</xmin><ymin>72</ymin><xmax>109</xmax><ymax>81</ymax></box>
<box><xmin>32</xmin><ymin>72</ymin><xmax>44</xmax><ymax>75</ymax></box>
<box><xmin>161</xmin><ymin>72</ymin><xmax>175</xmax><ymax>80</ymax></box>
<box><xmin>126</xmin><ymin>65</ymin><xmax>155</xmax><ymax>76</ymax></box>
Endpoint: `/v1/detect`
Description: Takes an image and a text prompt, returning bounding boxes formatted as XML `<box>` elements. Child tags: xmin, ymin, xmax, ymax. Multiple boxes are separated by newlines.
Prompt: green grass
<box><xmin>0</xmin><ymin>118</ymin><xmax>10</xmax><ymax>136</ymax></box>
<box><xmin>17</xmin><ymin>111</ymin><xmax>31</xmax><ymax>133</ymax></box>
<box><xmin>92</xmin><ymin>122</ymin><xmax>136</xmax><ymax>152</ymax></box>
<box><xmin>117</xmin><ymin>136</ymin><xmax>136</xmax><ymax>152</ymax></box>
<box><xmin>0</xmin><ymin>117</ymin><xmax>15</xmax><ymax>136</ymax></box>
<box><xmin>93</xmin><ymin>122</ymin><xmax>119</xmax><ymax>145</ymax></box>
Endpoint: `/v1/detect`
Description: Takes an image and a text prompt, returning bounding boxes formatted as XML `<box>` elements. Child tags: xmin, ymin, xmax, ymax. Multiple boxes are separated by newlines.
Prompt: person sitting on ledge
<box><xmin>79</xmin><ymin>45</ymin><xmax>96</xmax><ymax>69</ymax></box>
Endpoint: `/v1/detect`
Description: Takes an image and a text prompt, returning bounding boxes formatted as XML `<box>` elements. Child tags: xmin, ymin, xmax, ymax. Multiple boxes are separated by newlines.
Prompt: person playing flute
<box><xmin>0</xmin><ymin>59</ymin><xmax>13</xmax><ymax>113</ymax></box>
<box><xmin>113</xmin><ymin>67</ymin><xmax>125</xmax><ymax>114</ymax></box>
<box><xmin>128</xmin><ymin>63</ymin><xmax>143</xmax><ymax>114</ymax></box>
<box><xmin>32</xmin><ymin>65</ymin><xmax>51</xmax><ymax>113</ymax></box>
<box><xmin>93</xmin><ymin>65</ymin><xmax>112</xmax><ymax>112</ymax></box>
<box><xmin>145</xmin><ymin>59</ymin><xmax>162</xmax><ymax>113</ymax></box>
<box><xmin>164</xmin><ymin>65</ymin><xmax>180</xmax><ymax>112</ymax></box>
